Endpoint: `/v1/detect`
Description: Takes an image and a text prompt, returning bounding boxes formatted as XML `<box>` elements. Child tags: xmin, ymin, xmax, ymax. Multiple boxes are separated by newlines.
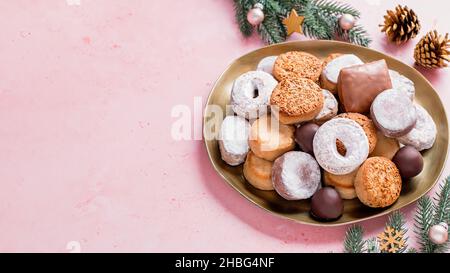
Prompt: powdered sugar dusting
<box><xmin>313</xmin><ymin>118</ymin><xmax>369</xmax><ymax>175</ymax></box>
<box><xmin>323</xmin><ymin>54</ymin><xmax>363</xmax><ymax>84</ymax></box>
<box><xmin>398</xmin><ymin>104</ymin><xmax>437</xmax><ymax>151</ymax></box>
<box><xmin>389</xmin><ymin>70</ymin><xmax>415</xmax><ymax>101</ymax></box>
<box><xmin>371</xmin><ymin>89</ymin><xmax>417</xmax><ymax>136</ymax></box>
<box><xmin>231</xmin><ymin>71</ymin><xmax>277</xmax><ymax>119</ymax></box>
<box><xmin>218</xmin><ymin>116</ymin><xmax>250</xmax><ymax>165</ymax></box>
<box><xmin>314</xmin><ymin>89</ymin><xmax>338</xmax><ymax>121</ymax></box>
<box><xmin>274</xmin><ymin>151</ymin><xmax>321</xmax><ymax>200</ymax></box>
<box><xmin>256</xmin><ymin>56</ymin><xmax>278</xmax><ymax>75</ymax></box>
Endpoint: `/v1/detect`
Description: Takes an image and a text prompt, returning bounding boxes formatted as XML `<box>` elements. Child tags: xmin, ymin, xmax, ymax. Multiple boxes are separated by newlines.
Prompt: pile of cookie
<box><xmin>218</xmin><ymin>51</ymin><xmax>437</xmax><ymax>221</ymax></box>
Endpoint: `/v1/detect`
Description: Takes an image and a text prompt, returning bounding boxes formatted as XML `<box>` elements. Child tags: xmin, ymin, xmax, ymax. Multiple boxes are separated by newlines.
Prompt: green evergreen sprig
<box><xmin>233</xmin><ymin>0</ymin><xmax>254</xmax><ymax>37</ymax></box>
<box><xmin>232</xmin><ymin>0</ymin><xmax>371</xmax><ymax>46</ymax></box>
<box><xmin>414</xmin><ymin>177</ymin><xmax>450</xmax><ymax>253</ymax></box>
<box><xmin>366</xmin><ymin>238</ymin><xmax>380</xmax><ymax>253</ymax></box>
<box><xmin>314</xmin><ymin>0</ymin><xmax>360</xmax><ymax>17</ymax></box>
<box><xmin>344</xmin><ymin>225</ymin><xmax>365</xmax><ymax>253</ymax></box>
<box><xmin>433</xmin><ymin>178</ymin><xmax>450</xmax><ymax>252</ymax></box>
<box><xmin>342</xmin><ymin>175</ymin><xmax>450</xmax><ymax>253</ymax></box>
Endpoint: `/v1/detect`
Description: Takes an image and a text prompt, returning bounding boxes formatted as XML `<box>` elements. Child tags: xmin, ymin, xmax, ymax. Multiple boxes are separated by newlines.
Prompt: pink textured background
<box><xmin>0</xmin><ymin>0</ymin><xmax>449</xmax><ymax>253</ymax></box>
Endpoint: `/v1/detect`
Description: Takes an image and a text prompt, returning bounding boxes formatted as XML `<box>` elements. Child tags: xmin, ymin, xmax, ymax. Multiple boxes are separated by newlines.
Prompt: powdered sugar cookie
<box><xmin>320</xmin><ymin>54</ymin><xmax>363</xmax><ymax>93</ymax></box>
<box><xmin>313</xmin><ymin>89</ymin><xmax>338</xmax><ymax>124</ymax></box>
<box><xmin>256</xmin><ymin>56</ymin><xmax>278</xmax><ymax>75</ymax></box>
<box><xmin>272</xmin><ymin>151</ymin><xmax>321</xmax><ymax>200</ymax></box>
<box><xmin>389</xmin><ymin>70</ymin><xmax>415</xmax><ymax>101</ymax></box>
<box><xmin>313</xmin><ymin>118</ymin><xmax>369</xmax><ymax>175</ymax></box>
<box><xmin>218</xmin><ymin>116</ymin><xmax>250</xmax><ymax>166</ymax></box>
<box><xmin>335</xmin><ymin>113</ymin><xmax>378</xmax><ymax>154</ymax></box>
<box><xmin>398</xmin><ymin>104</ymin><xmax>437</xmax><ymax>151</ymax></box>
<box><xmin>371</xmin><ymin>89</ymin><xmax>417</xmax><ymax>137</ymax></box>
<box><xmin>231</xmin><ymin>71</ymin><xmax>278</xmax><ymax>119</ymax></box>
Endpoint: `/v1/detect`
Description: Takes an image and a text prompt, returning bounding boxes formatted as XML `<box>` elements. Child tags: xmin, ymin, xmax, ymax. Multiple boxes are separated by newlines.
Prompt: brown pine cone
<box><xmin>414</xmin><ymin>30</ymin><xmax>450</xmax><ymax>68</ymax></box>
<box><xmin>380</xmin><ymin>5</ymin><xmax>420</xmax><ymax>44</ymax></box>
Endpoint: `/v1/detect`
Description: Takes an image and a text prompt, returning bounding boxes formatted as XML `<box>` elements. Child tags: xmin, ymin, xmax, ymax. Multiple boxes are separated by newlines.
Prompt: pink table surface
<box><xmin>0</xmin><ymin>0</ymin><xmax>449</xmax><ymax>253</ymax></box>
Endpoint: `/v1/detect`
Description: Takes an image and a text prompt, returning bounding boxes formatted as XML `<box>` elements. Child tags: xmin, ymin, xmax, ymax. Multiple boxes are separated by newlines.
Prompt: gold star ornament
<box><xmin>283</xmin><ymin>9</ymin><xmax>304</xmax><ymax>36</ymax></box>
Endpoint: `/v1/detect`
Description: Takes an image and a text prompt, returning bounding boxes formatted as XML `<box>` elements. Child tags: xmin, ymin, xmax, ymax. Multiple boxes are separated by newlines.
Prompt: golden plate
<box><xmin>203</xmin><ymin>40</ymin><xmax>448</xmax><ymax>226</ymax></box>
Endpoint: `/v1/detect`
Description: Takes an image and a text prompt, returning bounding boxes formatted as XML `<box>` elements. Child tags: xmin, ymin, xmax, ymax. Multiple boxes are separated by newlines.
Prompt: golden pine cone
<box><xmin>414</xmin><ymin>30</ymin><xmax>450</xmax><ymax>68</ymax></box>
<box><xmin>380</xmin><ymin>5</ymin><xmax>420</xmax><ymax>44</ymax></box>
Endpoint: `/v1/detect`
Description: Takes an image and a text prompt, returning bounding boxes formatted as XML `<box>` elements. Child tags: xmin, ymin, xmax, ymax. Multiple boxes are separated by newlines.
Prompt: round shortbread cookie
<box><xmin>243</xmin><ymin>151</ymin><xmax>274</xmax><ymax>190</ymax></box>
<box><xmin>248</xmin><ymin>115</ymin><xmax>295</xmax><ymax>161</ymax></box>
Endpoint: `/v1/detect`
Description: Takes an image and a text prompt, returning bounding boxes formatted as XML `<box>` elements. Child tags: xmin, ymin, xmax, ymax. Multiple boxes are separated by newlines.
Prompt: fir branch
<box><xmin>258</xmin><ymin>12</ymin><xmax>286</xmax><ymax>44</ymax></box>
<box><xmin>344</xmin><ymin>225</ymin><xmax>365</xmax><ymax>253</ymax></box>
<box><xmin>433</xmin><ymin>176</ymin><xmax>450</xmax><ymax>224</ymax></box>
<box><xmin>302</xmin><ymin>4</ymin><xmax>331</xmax><ymax>39</ymax></box>
<box><xmin>264</xmin><ymin>0</ymin><xmax>283</xmax><ymax>14</ymax></box>
<box><xmin>366</xmin><ymin>238</ymin><xmax>379</xmax><ymax>253</ymax></box>
<box><xmin>281</xmin><ymin>0</ymin><xmax>311</xmax><ymax>13</ymax></box>
<box><xmin>414</xmin><ymin>196</ymin><xmax>435</xmax><ymax>253</ymax></box>
<box><xmin>311</xmin><ymin>6</ymin><xmax>334</xmax><ymax>39</ymax></box>
<box><xmin>233</xmin><ymin>0</ymin><xmax>254</xmax><ymax>37</ymax></box>
<box><xmin>313</xmin><ymin>0</ymin><xmax>360</xmax><ymax>18</ymax></box>
<box><xmin>387</xmin><ymin>211</ymin><xmax>406</xmax><ymax>231</ymax></box>
<box><xmin>335</xmin><ymin>23</ymin><xmax>371</xmax><ymax>47</ymax></box>
<box><xmin>432</xmin><ymin>176</ymin><xmax>450</xmax><ymax>253</ymax></box>
<box><xmin>232</xmin><ymin>0</ymin><xmax>371</xmax><ymax>46</ymax></box>
<box><xmin>347</xmin><ymin>24</ymin><xmax>372</xmax><ymax>47</ymax></box>
<box><xmin>386</xmin><ymin>211</ymin><xmax>408</xmax><ymax>253</ymax></box>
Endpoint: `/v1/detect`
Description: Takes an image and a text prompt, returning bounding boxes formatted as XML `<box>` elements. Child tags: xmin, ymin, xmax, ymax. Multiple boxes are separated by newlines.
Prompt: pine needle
<box><xmin>233</xmin><ymin>0</ymin><xmax>254</xmax><ymax>37</ymax></box>
<box><xmin>414</xmin><ymin>196</ymin><xmax>435</xmax><ymax>253</ymax></box>
<box><xmin>313</xmin><ymin>0</ymin><xmax>361</xmax><ymax>18</ymax></box>
<box><xmin>366</xmin><ymin>237</ymin><xmax>379</xmax><ymax>253</ymax></box>
<box><xmin>347</xmin><ymin>24</ymin><xmax>372</xmax><ymax>47</ymax></box>
<box><xmin>432</xmin><ymin>176</ymin><xmax>450</xmax><ymax>252</ymax></box>
<box><xmin>414</xmin><ymin>176</ymin><xmax>450</xmax><ymax>253</ymax></box>
<box><xmin>344</xmin><ymin>225</ymin><xmax>365</xmax><ymax>253</ymax></box>
<box><xmin>258</xmin><ymin>12</ymin><xmax>286</xmax><ymax>44</ymax></box>
<box><xmin>433</xmin><ymin>176</ymin><xmax>450</xmax><ymax>224</ymax></box>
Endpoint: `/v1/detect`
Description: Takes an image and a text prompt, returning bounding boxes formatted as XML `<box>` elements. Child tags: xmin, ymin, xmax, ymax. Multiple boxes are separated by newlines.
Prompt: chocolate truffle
<box><xmin>295</xmin><ymin>123</ymin><xmax>320</xmax><ymax>154</ymax></box>
<box><xmin>310</xmin><ymin>187</ymin><xmax>344</xmax><ymax>221</ymax></box>
<box><xmin>392</xmin><ymin>146</ymin><xmax>424</xmax><ymax>179</ymax></box>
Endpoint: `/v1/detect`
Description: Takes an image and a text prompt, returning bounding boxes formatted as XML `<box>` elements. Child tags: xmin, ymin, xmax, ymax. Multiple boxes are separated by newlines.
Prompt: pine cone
<box><xmin>380</xmin><ymin>5</ymin><xmax>420</xmax><ymax>44</ymax></box>
<box><xmin>414</xmin><ymin>30</ymin><xmax>450</xmax><ymax>68</ymax></box>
